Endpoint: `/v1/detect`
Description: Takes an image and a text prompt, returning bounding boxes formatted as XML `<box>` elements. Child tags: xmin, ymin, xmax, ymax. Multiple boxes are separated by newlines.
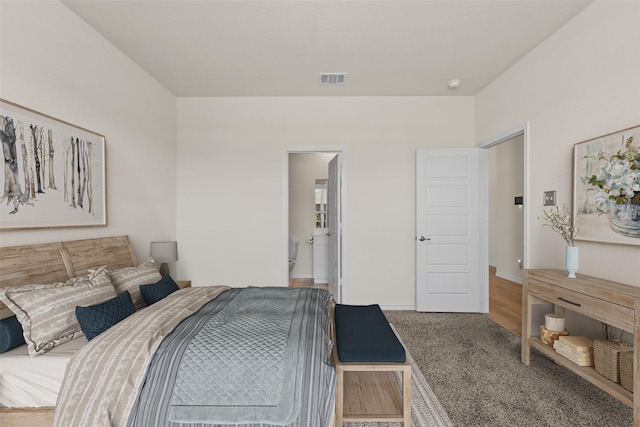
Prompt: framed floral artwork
<box><xmin>573</xmin><ymin>124</ymin><xmax>640</xmax><ymax>245</ymax></box>
<box><xmin>0</xmin><ymin>99</ymin><xmax>106</xmax><ymax>229</ymax></box>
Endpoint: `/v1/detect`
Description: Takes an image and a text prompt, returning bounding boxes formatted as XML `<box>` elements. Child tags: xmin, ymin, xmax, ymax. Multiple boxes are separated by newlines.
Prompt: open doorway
<box><xmin>488</xmin><ymin>135</ymin><xmax>525</xmax><ymax>283</ymax></box>
<box><xmin>283</xmin><ymin>147</ymin><xmax>347</xmax><ymax>303</ymax></box>
<box><xmin>479</xmin><ymin>125</ymin><xmax>529</xmax><ymax>335</ymax></box>
<box><xmin>288</xmin><ymin>153</ymin><xmax>335</xmax><ymax>290</ymax></box>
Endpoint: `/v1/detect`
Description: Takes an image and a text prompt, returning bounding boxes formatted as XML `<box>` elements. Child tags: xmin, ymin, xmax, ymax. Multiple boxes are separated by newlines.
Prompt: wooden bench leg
<box><xmin>334</xmin><ymin>364</ymin><xmax>411</xmax><ymax>426</ymax></box>
<box><xmin>403</xmin><ymin>366</ymin><xmax>412</xmax><ymax>427</ymax></box>
<box><xmin>335</xmin><ymin>365</ymin><xmax>344</xmax><ymax>426</ymax></box>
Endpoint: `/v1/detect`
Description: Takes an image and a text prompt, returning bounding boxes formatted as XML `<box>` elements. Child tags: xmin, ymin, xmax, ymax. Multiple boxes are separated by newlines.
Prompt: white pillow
<box><xmin>0</xmin><ymin>267</ymin><xmax>117</xmax><ymax>356</ymax></box>
<box><xmin>108</xmin><ymin>258</ymin><xmax>162</xmax><ymax>310</ymax></box>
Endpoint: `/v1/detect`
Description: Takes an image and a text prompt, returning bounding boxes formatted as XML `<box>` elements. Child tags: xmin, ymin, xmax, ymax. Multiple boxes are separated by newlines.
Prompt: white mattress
<box><xmin>0</xmin><ymin>337</ymin><xmax>87</xmax><ymax>407</ymax></box>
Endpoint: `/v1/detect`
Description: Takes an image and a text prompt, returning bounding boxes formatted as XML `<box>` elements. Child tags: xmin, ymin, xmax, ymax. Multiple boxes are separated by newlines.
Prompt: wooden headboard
<box><xmin>0</xmin><ymin>236</ymin><xmax>137</xmax><ymax>319</ymax></box>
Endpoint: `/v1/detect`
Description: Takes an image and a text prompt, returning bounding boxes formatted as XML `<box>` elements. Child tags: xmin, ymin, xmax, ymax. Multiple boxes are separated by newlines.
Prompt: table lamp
<box><xmin>150</xmin><ymin>241</ymin><xmax>178</xmax><ymax>277</ymax></box>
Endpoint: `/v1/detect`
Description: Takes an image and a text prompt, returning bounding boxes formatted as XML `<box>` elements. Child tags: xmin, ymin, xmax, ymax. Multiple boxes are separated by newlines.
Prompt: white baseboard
<box><xmin>495</xmin><ymin>271</ymin><xmax>523</xmax><ymax>285</ymax></box>
<box><xmin>379</xmin><ymin>304</ymin><xmax>416</xmax><ymax>311</ymax></box>
<box><xmin>289</xmin><ymin>273</ymin><xmax>312</xmax><ymax>279</ymax></box>
<box><xmin>489</xmin><ymin>261</ymin><xmax>497</xmax><ymax>268</ymax></box>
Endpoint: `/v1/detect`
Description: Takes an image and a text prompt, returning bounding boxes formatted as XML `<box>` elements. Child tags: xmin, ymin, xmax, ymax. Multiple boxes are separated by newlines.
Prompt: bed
<box><xmin>0</xmin><ymin>236</ymin><xmax>336</xmax><ymax>427</ymax></box>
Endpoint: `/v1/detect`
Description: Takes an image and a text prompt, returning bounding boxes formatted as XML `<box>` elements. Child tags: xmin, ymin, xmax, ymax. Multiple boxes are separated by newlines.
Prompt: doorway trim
<box><xmin>477</xmin><ymin>122</ymin><xmax>530</xmax><ymax>295</ymax></box>
<box><xmin>283</xmin><ymin>146</ymin><xmax>348</xmax><ymax>302</ymax></box>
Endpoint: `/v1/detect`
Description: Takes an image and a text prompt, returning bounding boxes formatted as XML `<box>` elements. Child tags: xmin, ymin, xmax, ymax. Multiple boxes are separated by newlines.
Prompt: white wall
<box><xmin>177</xmin><ymin>97</ymin><xmax>474</xmax><ymax>307</ymax></box>
<box><xmin>7</xmin><ymin>0</ymin><xmax>634</xmax><ymax>309</ymax></box>
<box><xmin>476</xmin><ymin>1</ymin><xmax>640</xmax><ymax>286</ymax></box>
<box><xmin>0</xmin><ymin>1</ymin><xmax>178</xmax><ymax>269</ymax></box>
<box><xmin>288</xmin><ymin>152</ymin><xmax>335</xmax><ymax>278</ymax></box>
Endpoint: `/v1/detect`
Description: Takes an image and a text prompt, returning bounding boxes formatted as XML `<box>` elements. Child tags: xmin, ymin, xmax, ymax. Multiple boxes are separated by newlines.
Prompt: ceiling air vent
<box><xmin>319</xmin><ymin>73</ymin><xmax>347</xmax><ymax>85</ymax></box>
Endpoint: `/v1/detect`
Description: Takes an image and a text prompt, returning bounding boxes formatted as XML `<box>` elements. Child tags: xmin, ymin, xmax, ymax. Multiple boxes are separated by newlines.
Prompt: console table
<box><xmin>521</xmin><ymin>269</ymin><xmax>639</xmax><ymax>426</ymax></box>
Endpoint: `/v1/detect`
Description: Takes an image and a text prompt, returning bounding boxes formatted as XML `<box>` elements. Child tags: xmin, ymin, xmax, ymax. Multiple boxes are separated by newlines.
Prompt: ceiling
<box><xmin>61</xmin><ymin>0</ymin><xmax>592</xmax><ymax>97</ymax></box>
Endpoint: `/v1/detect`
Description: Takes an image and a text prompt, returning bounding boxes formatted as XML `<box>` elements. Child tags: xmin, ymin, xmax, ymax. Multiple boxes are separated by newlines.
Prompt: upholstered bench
<box><xmin>333</xmin><ymin>304</ymin><xmax>411</xmax><ymax>426</ymax></box>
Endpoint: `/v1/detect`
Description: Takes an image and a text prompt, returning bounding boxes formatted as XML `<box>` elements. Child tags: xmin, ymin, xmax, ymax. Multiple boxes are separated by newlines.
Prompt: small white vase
<box><xmin>566</xmin><ymin>246</ymin><xmax>579</xmax><ymax>278</ymax></box>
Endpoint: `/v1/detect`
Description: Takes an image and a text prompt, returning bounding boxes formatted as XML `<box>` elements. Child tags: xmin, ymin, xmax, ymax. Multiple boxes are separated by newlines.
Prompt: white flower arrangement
<box><xmin>587</xmin><ymin>136</ymin><xmax>640</xmax><ymax>212</ymax></box>
<box><xmin>540</xmin><ymin>205</ymin><xmax>578</xmax><ymax>247</ymax></box>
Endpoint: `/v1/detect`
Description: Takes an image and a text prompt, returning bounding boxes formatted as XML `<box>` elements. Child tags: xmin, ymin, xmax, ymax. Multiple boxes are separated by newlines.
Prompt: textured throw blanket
<box><xmin>169</xmin><ymin>287</ymin><xmax>309</xmax><ymax>423</ymax></box>
<box><xmin>54</xmin><ymin>287</ymin><xmax>336</xmax><ymax>427</ymax></box>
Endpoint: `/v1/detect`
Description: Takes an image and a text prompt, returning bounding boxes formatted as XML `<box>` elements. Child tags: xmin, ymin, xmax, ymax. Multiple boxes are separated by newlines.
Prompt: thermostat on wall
<box><xmin>543</xmin><ymin>191</ymin><xmax>556</xmax><ymax>206</ymax></box>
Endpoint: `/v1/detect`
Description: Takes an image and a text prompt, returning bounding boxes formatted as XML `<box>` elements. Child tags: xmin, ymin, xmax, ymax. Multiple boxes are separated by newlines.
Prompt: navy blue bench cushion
<box><xmin>334</xmin><ymin>304</ymin><xmax>405</xmax><ymax>363</ymax></box>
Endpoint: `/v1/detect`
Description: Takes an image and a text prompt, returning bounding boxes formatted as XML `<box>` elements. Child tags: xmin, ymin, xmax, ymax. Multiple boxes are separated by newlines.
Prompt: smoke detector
<box><xmin>319</xmin><ymin>73</ymin><xmax>347</xmax><ymax>85</ymax></box>
<box><xmin>448</xmin><ymin>79</ymin><xmax>461</xmax><ymax>89</ymax></box>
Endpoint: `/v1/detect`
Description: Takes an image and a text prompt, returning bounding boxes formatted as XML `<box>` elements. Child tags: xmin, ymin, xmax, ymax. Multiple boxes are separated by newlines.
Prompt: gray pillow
<box><xmin>108</xmin><ymin>258</ymin><xmax>162</xmax><ymax>310</ymax></box>
<box><xmin>0</xmin><ymin>267</ymin><xmax>117</xmax><ymax>356</ymax></box>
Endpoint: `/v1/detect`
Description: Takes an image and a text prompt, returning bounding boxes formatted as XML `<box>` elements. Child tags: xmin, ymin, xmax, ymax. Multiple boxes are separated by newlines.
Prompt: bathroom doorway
<box><xmin>283</xmin><ymin>147</ymin><xmax>347</xmax><ymax>302</ymax></box>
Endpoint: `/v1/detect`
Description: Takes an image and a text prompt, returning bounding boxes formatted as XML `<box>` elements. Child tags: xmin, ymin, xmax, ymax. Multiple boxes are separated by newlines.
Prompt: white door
<box><xmin>416</xmin><ymin>148</ymin><xmax>482</xmax><ymax>312</ymax></box>
<box><xmin>327</xmin><ymin>155</ymin><xmax>341</xmax><ymax>302</ymax></box>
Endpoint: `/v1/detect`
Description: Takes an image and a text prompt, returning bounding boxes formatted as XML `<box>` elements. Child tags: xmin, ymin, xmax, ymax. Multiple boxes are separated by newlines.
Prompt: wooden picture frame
<box><xmin>0</xmin><ymin>99</ymin><xmax>106</xmax><ymax>229</ymax></box>
<box><xmin>572</xmin><ymin>124</ymin><xmax>640</xmax><ymax>245</ymax></box>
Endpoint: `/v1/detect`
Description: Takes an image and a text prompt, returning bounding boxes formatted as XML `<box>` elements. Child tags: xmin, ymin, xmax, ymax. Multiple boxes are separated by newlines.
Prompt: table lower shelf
<box><xmin>530</xmin><ymin>337</ymin><xmax>633</xmax><ymax>407</ymax></box>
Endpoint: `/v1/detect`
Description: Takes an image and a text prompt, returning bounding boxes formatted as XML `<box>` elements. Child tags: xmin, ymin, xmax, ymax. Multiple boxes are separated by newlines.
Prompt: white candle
<box><xmin>545</xmin><ymin>313</ymin><xmax>565</xmax><ymax>332</ymax></box>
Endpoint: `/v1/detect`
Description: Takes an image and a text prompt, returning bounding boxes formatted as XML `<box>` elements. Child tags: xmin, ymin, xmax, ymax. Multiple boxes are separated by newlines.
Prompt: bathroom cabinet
<box><xmin>313</xmin><ymin>230</ymin><xmax>329</xmax><ymax>284</ymax></box>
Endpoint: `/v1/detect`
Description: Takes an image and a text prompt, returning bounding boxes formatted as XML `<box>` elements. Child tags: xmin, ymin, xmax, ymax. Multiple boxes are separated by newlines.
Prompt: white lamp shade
<box><xmin>150</xmin><ymin>241</ymin><xmax>178</xmax><ymax>263</ymax></box>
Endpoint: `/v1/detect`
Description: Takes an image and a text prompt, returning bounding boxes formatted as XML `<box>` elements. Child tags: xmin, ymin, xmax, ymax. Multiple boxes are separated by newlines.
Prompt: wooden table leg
<box><xmin>521</xmin><ymin>270</ymin><xmax>531</xmax><ymax>365</ymax></box>
<box><xmin>634</xmin><ymin>300</ymin><xmax>639</xmax><ymax>427</ymax></box>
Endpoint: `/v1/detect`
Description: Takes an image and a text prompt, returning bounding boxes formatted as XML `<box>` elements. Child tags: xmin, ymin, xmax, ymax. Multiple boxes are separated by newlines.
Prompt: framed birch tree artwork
<box><xmin>573</xmin><ymin>124</ymin><xmax>640</xmax><ymax>246</ymax></box>
<box><xmin>0</xmin><ymin>99</ymin><xmax>106</xmax><ymax>229</ymax></box>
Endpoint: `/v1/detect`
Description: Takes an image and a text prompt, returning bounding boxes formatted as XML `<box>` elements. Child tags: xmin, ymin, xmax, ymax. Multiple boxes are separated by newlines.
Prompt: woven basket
<box><xmin>594</xmin><ymin>340</ymin><xmax>633</xmax><ymax>383</ymax></box>
<box><xmin>539</xmin><ymin>325</ymin><xmax>569</xmax><ymax>346</ymax></box>
<box><xmin>619</xmin><ymin>349</ymin><xmax>634</xmax><ymax>392</ymax></box>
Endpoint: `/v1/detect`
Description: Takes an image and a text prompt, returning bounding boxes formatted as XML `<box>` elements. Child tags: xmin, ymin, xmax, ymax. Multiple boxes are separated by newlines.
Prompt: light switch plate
<box><xmin>543</xmin><ymin>191</ymin><xmax>556</xmax><ymax>206</ymax></box>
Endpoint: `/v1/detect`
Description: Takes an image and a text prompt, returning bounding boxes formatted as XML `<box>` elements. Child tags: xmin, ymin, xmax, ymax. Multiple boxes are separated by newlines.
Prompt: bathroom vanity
<box><xmin>313</xmin><ymin>229</ymin><xmax>329</xmax><ymax>284</ymax></box>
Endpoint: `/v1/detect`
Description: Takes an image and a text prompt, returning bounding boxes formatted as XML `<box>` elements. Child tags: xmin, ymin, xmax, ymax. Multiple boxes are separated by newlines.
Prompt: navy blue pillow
<box><xmin>139</xmin><ymin>275</ymin><xmax>179</xmax><ymax>306</ymax></box>
<box><xmin>0</xmin><ymin>315</ymin><xmax>26</xmax><ymax>353</ymax></box>
<box><xmin>75</xmin><ymin>291</ymin><xmax>136</xmax><ymax>340</ymax></box>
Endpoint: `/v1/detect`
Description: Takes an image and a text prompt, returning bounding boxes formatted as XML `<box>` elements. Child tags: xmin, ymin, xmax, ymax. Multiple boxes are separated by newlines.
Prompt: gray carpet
<box><xmin>383</xmin><ymin>311</ymin><xmax>633</xmax><ymax>427</ymax></box>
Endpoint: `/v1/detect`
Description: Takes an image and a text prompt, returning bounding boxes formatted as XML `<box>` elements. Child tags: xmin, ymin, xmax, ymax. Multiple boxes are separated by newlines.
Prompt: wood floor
<box><xmin>488</xmin><ymin>266</ymin><xmax>522</xmax><ymax>336</ymax></box>
<box><xmin>289</xmin><ymin>277</ymin><xmax>328</xmax><ymax>291</ymax></box>
<box><xmin>290</xmin><ymin>267</ymin><xmax>522</xmax><ymax>336</ymax></box>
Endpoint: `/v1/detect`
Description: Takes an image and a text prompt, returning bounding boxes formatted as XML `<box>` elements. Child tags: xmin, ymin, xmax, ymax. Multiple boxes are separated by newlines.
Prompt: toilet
<box><xmin>288</xmin><ymin>238</ymin><xmax>299</xmax><ymax>271</ymax></box>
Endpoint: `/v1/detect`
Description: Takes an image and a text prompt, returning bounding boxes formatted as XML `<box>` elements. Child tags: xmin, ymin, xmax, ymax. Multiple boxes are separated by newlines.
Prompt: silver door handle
<box><xmin>417</xmin><ymin>236</ymin><xmax>430</xmax><ymax>241</ymax></box>
<box><xmin>326</xmin><ymin>232</ymin><xmax>333</xmax><ymax>236</ymax></box>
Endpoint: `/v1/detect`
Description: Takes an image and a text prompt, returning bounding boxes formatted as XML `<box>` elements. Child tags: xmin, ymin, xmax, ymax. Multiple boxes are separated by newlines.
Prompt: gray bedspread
<box><xmin>126</xmin><ymin>287</ymin><xmax>336</xmax><ymax>427</ymax></box>
<box><xmin>54</xmin><ymin>287</ymin><xmax>335</xmax><ymax>427</ymax></box>
<box><xmin>169</xmin><ymin>287</ymin><xmax>308</xmax><ymax>424</ymax></box>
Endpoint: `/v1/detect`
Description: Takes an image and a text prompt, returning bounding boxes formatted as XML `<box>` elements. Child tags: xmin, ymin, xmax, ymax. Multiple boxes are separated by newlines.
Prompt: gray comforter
<box><xmin>54</xmin><ymin>287</ymin><xmax>336</xmax><ymax>427</ymax></box>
